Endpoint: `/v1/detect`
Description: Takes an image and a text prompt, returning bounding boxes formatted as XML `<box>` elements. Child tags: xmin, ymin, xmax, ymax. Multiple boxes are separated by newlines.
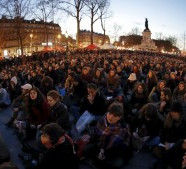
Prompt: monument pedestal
<box><xmin>140</xmin><ymin>29</ymin><xmax>157</xmax><ymax>51</ymax></box>
<box><xmin>134</xmin><ymin>18</ymin><xmax>157</xmax><ymax>51</ymax></box>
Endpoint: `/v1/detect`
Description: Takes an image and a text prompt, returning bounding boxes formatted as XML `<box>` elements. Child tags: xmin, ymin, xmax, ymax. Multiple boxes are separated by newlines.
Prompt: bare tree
<box><xmin>0</xmin><ymin>0</ymin><xmax>32</xmax><ymax>57</ymax></box>
<box><xmin>58</xmin><ymin>0</ymin><xmax>86</xmax><ymax>47</ymax></box>
<box><xmin>32</xmin><ymin>0</ymin><xmax>60</xmax><ymax>46</ymax></box>
<box><xmin>112</xmin><ymin>23</ymin><xmax>122</xmax><ymax>42</ymax></box>
<box><xmin>155</xmin><ymin>32</ymin><xmax>164</xmax><ymax>40</ymax></box>
<box><xmin>128</xmin><ymin>27</ymin><xmax>140</xmax><ymax>35</ymax></box>
<box><xmin>85</xmin><ymin>0</ymin><xmax>106</xmax><ymax>45</ymax></box>
<box><xmin>165</xmin><ymin>35</ymin><xmax>178</xmax><ymax>47</ymax></box>
<box><xmin>99</xmin><ymin>0</ymin><xmax>111</xmax><ymax>45</ymax></box>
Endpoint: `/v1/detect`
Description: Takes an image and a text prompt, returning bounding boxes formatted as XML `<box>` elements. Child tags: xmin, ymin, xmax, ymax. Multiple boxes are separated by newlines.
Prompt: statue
<box><xmin>145</xmin><ymin>18</ymin><xmax>149</xmax><ymax>30</ymax></box>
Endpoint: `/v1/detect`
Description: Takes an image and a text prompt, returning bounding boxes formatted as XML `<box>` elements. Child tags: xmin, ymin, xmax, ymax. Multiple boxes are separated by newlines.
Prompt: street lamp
<box><xmin>65</xmin><ymin>31</ymin><xmax>69</xmax><ymax>51</ymax></box>
<box><xmin>30</xmin><ymin>34</ymin><xmax>33</xmax><ymax>52</ymax></box>
<box><xmin>57</xmin><ymin>34</ymin><xmax>61</xmax><ymax>44</ymax></box>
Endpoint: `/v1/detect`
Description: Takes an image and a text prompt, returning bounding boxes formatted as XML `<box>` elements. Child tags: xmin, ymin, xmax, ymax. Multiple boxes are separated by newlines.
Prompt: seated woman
<box><xmin>47</xmin><ymin>90</ymin><xmax>70</xmax><ymax>131</ymax></box>
<box><xmin>37</xmin><ymin>123</ymin><xmax>79</xmax><ymax>169</ymax></box>
<box><xmin>63</xmin><ymin>74</ymin><xmax>87</xmax><ymax>107</ymax></box>
<box><xmin>172</xmin><ymin>81</ymin><xmax>186</xmax><ymax>102</ymax></box>
<box><xmin>24</xmin><ymin>87</ymin><xmax>50</xmax><ymax>139</ymax></box>
<box><xmin>40</xmin><ymin>76</ymin><xmax>55</xmax><ymax>97</ymax></box>
<box><xmin>92</xmin><ymin>68</ymin><xmax>106</xmax><ymax>90</ymax></box>
<box><xmin>157</xmin><ymin>87</ymin><xmax>172</xmax><ymax>122</ymax></box>
<box><xmin>160</xmin><ymin>101</ymin><xmax>186</xmax><ymax>150</ymax></box>
<box><xmin>105</xmin><ymin>69</ymin><xmax>121</xmax><ymax>98</ymax></box>
<box><xmin>148</xmin><ymin>80</ymin><xmax>166</xmax><ymax>103</ymax></box>
<box><xmin>84</xmin><ymin>102</ymin><xmax>131</xmax><ymax>169</ymax></box>
<box><xmin>132</xmin><ymin>103</ymin><xmax>163</xmax><ymax>151</ymax></box>
<box><xmin>146</xmin><ymin>70</ymin><xmax>158</xmax><ymax>94</ymax></box>
<box><xmin>130</xmin><ymin>82</ymin><xmax>148</xmax><ymax>113</ymax></box>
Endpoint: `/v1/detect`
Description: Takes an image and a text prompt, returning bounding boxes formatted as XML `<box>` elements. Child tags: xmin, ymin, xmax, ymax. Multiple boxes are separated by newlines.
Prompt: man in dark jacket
<box><xmin>80</xmin><ymin>83</ymin><xmax>107</xmax><ymax>116</ymax></box>
<box><xmin>76</xmin><ymin>83</ymin><xmax>107</xmax><ymax>134</ymax></box>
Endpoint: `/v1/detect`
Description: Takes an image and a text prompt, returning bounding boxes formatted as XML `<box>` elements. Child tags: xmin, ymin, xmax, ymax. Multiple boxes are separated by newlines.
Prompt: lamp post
<box><xmin>99</xmin><ymin>40</ymin><xmax>102</xmax><ymax>46</ymax></box>
<box><xmin>65</xmin><ymin>31</ymin><xmax>69</xmax><ymax>52</ymax></box>
<box><xmin>30</xmin><ymin>34</ymin><xmax>33</xmax><ymax>53</ymax></box>
<box><xmin>57</xmin><ymin>34</ymin><xmax>61</xmax><ymax>44</ymax></box>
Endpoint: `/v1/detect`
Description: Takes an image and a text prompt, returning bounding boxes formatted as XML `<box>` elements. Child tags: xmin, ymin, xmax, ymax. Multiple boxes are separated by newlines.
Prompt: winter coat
<box><xmin>49</xmin><ymin>101</ymin><xmax>70</xmax><ymax>130</ymax></box>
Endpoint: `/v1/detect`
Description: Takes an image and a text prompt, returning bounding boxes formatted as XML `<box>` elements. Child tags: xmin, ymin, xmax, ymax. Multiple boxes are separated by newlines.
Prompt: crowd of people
<box><xmin>0</xmin><ymin>49</ymin><xmax>186</xmax><ymax>169</ymax></box>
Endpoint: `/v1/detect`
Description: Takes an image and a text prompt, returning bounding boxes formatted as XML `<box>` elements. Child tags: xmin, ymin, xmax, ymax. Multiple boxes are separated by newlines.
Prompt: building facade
<box><xmin>79</xmin><ymin>30</ymin><xmax>110</xmax><ymax>47</ymax></box>
<box><xmin>0</xmin><ymin>17</ymin><xmax>62</xmax><ymax>57</ymax></box>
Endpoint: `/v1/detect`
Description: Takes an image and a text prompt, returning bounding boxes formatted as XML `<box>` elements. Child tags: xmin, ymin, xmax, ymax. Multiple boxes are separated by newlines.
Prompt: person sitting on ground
<box><xmin>8</xmin><ymin>76</ymin><xmax>21</xmax><ymax>102</ymax></box>
<box><xmin>75</xmin><ymin>83</ymin><xmax>107</xmax><ymax>135</ymax></box>
<box><xmin>132</xmin><ymin>103</ymin><xmax>163</xmax><ymax>151</ymax></box>
<box><xmin>83</xmin><ymin>102</ymin><xmax>131</xmax><ymax>169</ymax></box>
<box><xmin>148</xmin><ymin>80</ymin><xmax>166</xmax><ymax>103</ymax></box>
<box><xmin>40</xmin><ymin>76</ymin><xmax>55</xmax><ymax>97</ymax></box>
<box><xmin>130</xmin><ymin>82</ymin><xmax>148</xmax><ymax>113</ymax></box>
<box><xmin>47</xmin><ymin>90</ymin><xmax>70</xmax><ymax>131</ymax></box>
<box><xmin>92</xmin><ymin>68</ymin><xmax>106</xmax><ymax>90</ymax></box>
<box><xmin>124</xmin><ymin>73</ymin><xmax>138</xmax><ymax>100</ymax></box>
<box><xmin>172</xmin><ymin>81</ymin><xmax>186</xmax><ymax>102</ymax></box>
<box><xmin>157</xmin><ymin>87</ymin><xmax>172</xmax><ymax>122</ymax></box>
<box><xmin>25</xmin><ymin>87</ymin><xmax>50</xmax><ymax>139</ymax></box>
<box><xmin>0</xmin><ymin>84</ymin><xmax>11</xmax><ymax>108</ymax></box>
<box><xmin>166</xmin><ymin>139</ymin><xmax>186</xmax><ymax>169</ymax></box>
<box><xmin>63</xmin><ymin>74</ymin><xmax>87</xmax><ymax>107</ymax></box>
<box><xmin>6</xmin><ymin>83</ymin><xmax>32</xmax><ymax>127</ymax></box>
<box><xmin>36</xmin><ymin>123</ymin><xmax>79</xmax><ymax>169</ymax></box>
<box><xmin>160</xmin><ymin>101</ymin><xmax>186</xmax><ymax>150</ymax></box>
<box><xmin>105</xmin><ymin>69</ymin><xmax>121</xmax><ymax>98</ymax></box>
<box><xmin>146</xmin><ymin>70</ymin><xmax>158</xmax><ymax>94</ymax></box>
<box><xmin>154</xmin><ymin>101</ymin><xmax>186</xmax><ymax>166</ymax></box>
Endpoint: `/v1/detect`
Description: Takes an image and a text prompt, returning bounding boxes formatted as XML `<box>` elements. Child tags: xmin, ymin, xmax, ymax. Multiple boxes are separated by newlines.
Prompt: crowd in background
<box><xmin>0</xmin><ymin>49</ymin><xmax>186</xmax><ymax>169</ymax></box>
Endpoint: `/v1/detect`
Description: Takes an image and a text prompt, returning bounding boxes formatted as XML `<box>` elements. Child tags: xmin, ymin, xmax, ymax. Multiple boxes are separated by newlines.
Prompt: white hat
<box><xmin>21</xmin><ymin>84</ymin><xmax>32</xmax><ymax>90</ymax></box>
<box><xmin>10</xmin><ymin>76</ymin><xmax>17</xmax><ymax>85</ymax></box>
<box><xmin>128</xmin><ymin>60</ymin><xmax>133</xmax><ymax>64</ymax></box>
<box><xmin>128</xmin><ymin>73</ymin><xmax>137</xmax><ymax>81</ymax></box>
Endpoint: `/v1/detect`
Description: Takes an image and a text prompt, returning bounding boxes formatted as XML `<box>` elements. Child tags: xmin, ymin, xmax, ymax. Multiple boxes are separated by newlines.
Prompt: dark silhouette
<box><xmin>145</xmin><ymin>18</ymin><xmax>149</xmax><ymax>30</ymax></box>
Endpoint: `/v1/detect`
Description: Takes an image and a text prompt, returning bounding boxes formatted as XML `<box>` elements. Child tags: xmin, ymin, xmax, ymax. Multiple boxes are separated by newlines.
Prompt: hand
<box><xmin>164</xmin><ymin>142</ymin><xmax>174</xmax><ymax>150</ymax></box>
<box><xmin>87</xmin><ymin>95</ymin><xmax>94</xmax><ymax>104</ymax></box>
<box><xmin>160</xmin><ymin>101</ymin><xmax>166</xmax><ymax>107</ymax></box>
<box><xmin>160</xmin><ymin>101</ymin><xmax>166</xmax><ymax>112</ymax></box>
<box><xmin>14</xmin><ymin>108</ymin><xmax>19</xmax><ymax>112</ymax></box>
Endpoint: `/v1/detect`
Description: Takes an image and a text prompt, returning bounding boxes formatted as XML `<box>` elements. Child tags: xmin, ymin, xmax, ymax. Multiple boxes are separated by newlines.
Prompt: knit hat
<box><xmin>128</xmin><ymin>73</ymin><xmax>137</xmax><ymax>81</ymax></box>
<box><xmin>10</xmin><ymin>76</ymin><xmax>17</xmax><ymax>85</ymax></box>
<box><xmin>21</xmin><ymin>84</ymin><xmax>32</xmax><ymax>90</ymax></box>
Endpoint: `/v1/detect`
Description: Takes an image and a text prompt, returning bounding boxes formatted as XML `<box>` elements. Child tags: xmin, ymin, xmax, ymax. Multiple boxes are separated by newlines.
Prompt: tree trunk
<box><xmin>101</xmin><ymin>17</ymin><xmax>106</xmax><ymax>45</ymax></box>
<box><xmin>103</xmin><ymin>28</ymin><xmax>106</xmax><ymax>45</ymax></box>
<box><xmin>76</xmin><ymin>11</ymin><xmax>80</xmax><ymax>47</ymax></box>
<box><xmin>90</xmin><ymin>9</ymin><xmax>94</xmax><ymax>45</ymax></box>
<box><xmin>16</xmin><ymin>18</ymin><xmax>24</xmax><ymax>58</ymax></box>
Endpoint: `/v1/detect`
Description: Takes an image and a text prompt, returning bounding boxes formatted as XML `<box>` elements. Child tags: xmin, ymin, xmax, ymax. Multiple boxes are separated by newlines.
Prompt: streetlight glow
<box><xmin>30</xmin><ymin>34</ymin><xmax>33</xmax><ymax>52</ymax></box>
